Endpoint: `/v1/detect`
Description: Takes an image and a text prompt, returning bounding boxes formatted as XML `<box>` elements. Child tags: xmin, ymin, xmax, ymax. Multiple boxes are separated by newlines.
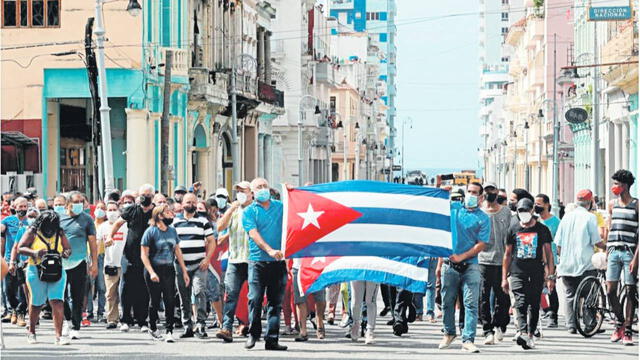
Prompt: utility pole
<box><xmin>552</xmin><ymin>33</ymin><xmax>561</xmax><ymax>216</ymax></box>
<box><xmin>298</xmin><ymin>107</ymin><xmax>304</xmax><ymax>186</ymax></box>
<box><xmin>524</xmin><ymin>122</ymin><xmax>530</xmax><ymax>190</ymax></box>
<box><xmin>592</xmin><ymin>22</ymin><xmax>601</xmax><ymax>197</ymax></box>
<box><xmin>84</xmin><ymin>17</ymin><xmax>101</xmax><ymax>201</ymax></box>
<box><xmin>230</xmin><ymin>19</ymin><xmax>240</xmax><ymax>189</ymax></box>
<box><xmin>160</xmin><ymin>50</ymin><xmax>173</xmax><ymax>194</ymax></box>
<box><xmin>94</xmin><ymin>0</ymin><xmax>115</xmax><ymax>195</ymax></box>
<box><xmin>343</xmin><ymin>126</ymin><xmax>348</xmax><ymax>180</ymax></box>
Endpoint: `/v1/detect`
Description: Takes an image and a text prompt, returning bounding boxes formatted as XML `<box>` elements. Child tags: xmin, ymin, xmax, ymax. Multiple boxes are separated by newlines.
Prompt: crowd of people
<box><xmin>0</xmin><ymin>170</ymin><xmax>637</xmax><ymax>353</ymax></box>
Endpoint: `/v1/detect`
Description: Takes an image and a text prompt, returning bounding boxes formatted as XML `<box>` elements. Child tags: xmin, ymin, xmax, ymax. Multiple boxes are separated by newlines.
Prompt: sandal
<box><xmin>317</xmin><ymin>327</ymin><xmax>325</xmax><ymax>339</ymax></box>
<box><xmin>294</xmin><ymin>334</ymin><xmax>309</xmax><ymax>342</ymax></box>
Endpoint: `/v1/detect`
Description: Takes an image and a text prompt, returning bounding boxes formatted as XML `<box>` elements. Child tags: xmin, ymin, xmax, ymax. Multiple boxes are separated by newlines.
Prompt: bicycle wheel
<box><xmin>619</xmin><ymin>286</ymin><xmax>639</xmax><ymax>334</ymax></box>
<box><xmin>574</xmin><ymin>276</ymin><xmax>605</xmax><ymax>338</ymax></box>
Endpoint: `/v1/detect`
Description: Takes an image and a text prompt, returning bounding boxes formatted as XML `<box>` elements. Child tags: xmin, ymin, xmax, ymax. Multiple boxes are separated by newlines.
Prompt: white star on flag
<box><xmin>311</xmin><ymin>256</ymin><xmax>326</xmax><ymax>265</ymax></box>
<box><xmin>297</xmin><ymin>203</ymin><xmax>324</xmax><ymax>230</ymax></box>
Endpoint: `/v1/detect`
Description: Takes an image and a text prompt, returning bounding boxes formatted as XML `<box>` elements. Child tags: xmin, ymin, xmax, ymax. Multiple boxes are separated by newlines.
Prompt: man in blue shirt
<box><xmin>1</xmin><ymin>196</ymin><xmax>29</xmax><ymax>326</ymax></box>
<box><xmin>439</xmin><ymin>182</ymin><xmax>491</xmax><ymax>353</ymax></box>
<box><xmin>242</xmin><ymin>177</ymin><xmax>287</xmax><ymax>351</ymax></box>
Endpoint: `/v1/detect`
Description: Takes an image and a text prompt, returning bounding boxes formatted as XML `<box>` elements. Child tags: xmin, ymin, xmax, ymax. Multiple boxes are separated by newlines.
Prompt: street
<box><xmin>1</xmin><ymin>311</ymin><xmax>637</xmax><ymax>359</ymax></box>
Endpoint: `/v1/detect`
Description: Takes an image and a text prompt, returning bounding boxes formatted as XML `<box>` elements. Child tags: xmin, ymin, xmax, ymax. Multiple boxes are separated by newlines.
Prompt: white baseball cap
<box><xmin>215</xmin><ymin>188</ymin><xmax>230</xmax><ymax>198</ymax></box>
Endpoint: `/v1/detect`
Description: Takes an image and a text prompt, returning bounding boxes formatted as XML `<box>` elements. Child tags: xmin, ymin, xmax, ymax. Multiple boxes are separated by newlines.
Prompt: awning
<box><xmin>1</xmin><ymin>131</ymin><xmax>37</xmax><ymax>146</ymax></box>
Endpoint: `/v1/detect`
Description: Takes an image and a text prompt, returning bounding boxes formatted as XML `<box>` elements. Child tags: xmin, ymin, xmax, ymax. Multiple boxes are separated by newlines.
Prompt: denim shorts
<box><xmin>26</xmin><ymin>265</ymin><xmax>67</xmax><ymax>307</ymax></box>
<box><xmin>204</xmin><ymin>270</ymin><xmax>223</xmax><ymax>302</ymax></box>
<box><xmin>292</xmin><ymin>268</ymin><xmax>325</xmax><ymax>305</ymax></box>
<box><xmin>606</xmin><ymin>248</ymin><xmax>637</xmax><ymax>285</ymax></box>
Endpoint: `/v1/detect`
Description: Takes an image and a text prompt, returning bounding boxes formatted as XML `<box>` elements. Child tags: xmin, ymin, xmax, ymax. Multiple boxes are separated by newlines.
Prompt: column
<box><xmin>257</xmin><ymin>27</ymin><xmax>265</xmax><ymax>81</ymax></box>
<box><xmin>258</xmin><ymin>133</ymin><xmax>265</xmax><ymax>177</ymax></box>
<box><xmin>265</xmin><ymin>31</ymin><xmax>272</xmax><ymax>84</ymax></box>
<box><xmin>614</xmin><ymin>122</ymin><xmax>622</xmax><ymax>172</ymax></box>
<box><xmin>622</xmin><ymin>121</ymin><xmax>629</xmax><ymax>170</ymax></box>
<box><xmin>125</xmin><ymin>108</ymin><xmax>152</xmax><ymax>191</ymax></box>
<box><xmin>264</xmin><ymin>135</ymin><xmax>273</xmax><ymax>182</ymax></box>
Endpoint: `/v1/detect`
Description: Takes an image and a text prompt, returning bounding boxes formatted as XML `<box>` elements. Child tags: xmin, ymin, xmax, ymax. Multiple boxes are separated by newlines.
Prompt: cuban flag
<box><xmin>282</xmin><ymin>180</ymin><xmax>452</xmax><ymax>258</ymax></box>
<box><xmin>208</xmin><ymin>240</ymin><xmax>229</xmax><ymax>283</ymax></box>
<box><xmin>298</xmin><ymin>255</ymin><xmax>431</xmax><ymax>296</ymax></box>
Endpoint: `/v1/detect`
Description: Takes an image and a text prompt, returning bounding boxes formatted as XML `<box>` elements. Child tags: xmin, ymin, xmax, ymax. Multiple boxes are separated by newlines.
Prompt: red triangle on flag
<box><xmin>298</xmin><ymin>256</ymin><xmax>340</xmax><ymax>295</ymax></box>
<box><xmin>284</xmin><ymin>189</ymin><xmax>362</xmax><ymax>258</ymax></box>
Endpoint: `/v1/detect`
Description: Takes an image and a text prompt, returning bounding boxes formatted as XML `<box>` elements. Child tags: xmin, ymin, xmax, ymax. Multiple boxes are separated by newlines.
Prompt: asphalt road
<box><xmin>1</xmin><ymin>310</ymin><xmax>638</xmax><ymax>359</ymax></box>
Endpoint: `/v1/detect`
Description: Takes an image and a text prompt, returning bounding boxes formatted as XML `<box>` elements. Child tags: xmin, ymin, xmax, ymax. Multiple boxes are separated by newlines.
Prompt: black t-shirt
<box><xmin>121</xmin><ymin>204</ymin><xmax>153</xmax><ymax>266</ymax></box>
<box><xmin>506</xmin><ymin>221</ymin><xmax>552</xmax><ymax>275</ymax></box>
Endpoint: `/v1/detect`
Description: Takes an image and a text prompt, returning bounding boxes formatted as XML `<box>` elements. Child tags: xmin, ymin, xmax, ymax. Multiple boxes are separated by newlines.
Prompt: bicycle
<box><xmin>574</xmin><ymin>269</ymin><xmax>638</xmax><ymax>337</ymax></box>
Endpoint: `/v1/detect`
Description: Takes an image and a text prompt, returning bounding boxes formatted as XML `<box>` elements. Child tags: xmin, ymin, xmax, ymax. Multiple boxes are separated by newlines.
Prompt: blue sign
<box><xmin>589</xmin><ymin>6</ymin><xmax>632</xmax><ymax>21</ymax></box>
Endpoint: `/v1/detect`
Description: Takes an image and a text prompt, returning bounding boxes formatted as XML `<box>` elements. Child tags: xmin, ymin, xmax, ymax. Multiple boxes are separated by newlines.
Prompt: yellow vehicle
<box><xmin>436</xmin><ymin>171</ymin><xmax>481</xmax><ymax>187</ymax></box>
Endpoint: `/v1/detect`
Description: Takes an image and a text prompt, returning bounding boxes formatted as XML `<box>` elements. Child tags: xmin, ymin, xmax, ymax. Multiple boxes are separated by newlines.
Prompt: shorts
<box><xmin>606</xmin><ymin>248</ymin><xmax>637</xmax><ymax>285</ymax></box>
<box><xmin>205</xmin><ymin>270</ymin><xmax>223</xmax><ymax>302</ymax></box>
<box><xmin>292</xmin><ymin>268</ymin><xmax>325</xmax><ymax>305</ymax></box>
<box><xmin>25</xmin><ymin>265</ymin><xmax>67</xmax><ymax>307</ymax></box>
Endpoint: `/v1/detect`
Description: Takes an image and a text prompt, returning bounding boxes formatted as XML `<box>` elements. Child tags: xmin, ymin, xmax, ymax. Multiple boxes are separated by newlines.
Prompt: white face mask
<box><xmin>236</xmin><ymin>192</ymin><xmax>248</xmax><ymax>204</ymax></box>
<box><xmin>518</xmin><ymin>211</ymin><xmax>533</xmax><ymax>224</ymax></box>
<box><xmin>107</xmin><ymin>210</ymin><xmax>120</xmax><ymax>223</ymax></box>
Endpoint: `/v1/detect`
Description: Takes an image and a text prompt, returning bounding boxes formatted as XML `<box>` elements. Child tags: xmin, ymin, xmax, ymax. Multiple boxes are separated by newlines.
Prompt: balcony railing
<box><xmin>162</xmin><ymin>48</ymin><xmax>188</xmax><ymax>77</ymax></box>
<box><xmin>258</xmin><ymin>81</ymin><xmax>284</xmax><ymax>108</ymax></box>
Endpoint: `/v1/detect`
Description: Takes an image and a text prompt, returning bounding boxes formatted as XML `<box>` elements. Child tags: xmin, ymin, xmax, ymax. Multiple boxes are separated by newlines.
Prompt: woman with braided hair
<box><xmin>13</xmin><ymin>210</ymin><xmax>72</xmax><ymax>345</ymax></box>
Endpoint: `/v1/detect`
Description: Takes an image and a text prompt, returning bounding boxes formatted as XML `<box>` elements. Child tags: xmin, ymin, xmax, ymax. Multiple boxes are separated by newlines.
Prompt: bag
<box><xmin>37</xmin><ymin>233</ymin><xmax>63</xmax><ymax>283</ymax></box>
<box><xmin>104</xmin><ymin>265</ymin><xmax>119</xmax><ymax>276</ymax></box>
<box><xmin>447</xmin><ymin>260</ymin><xmax>469</xmax><ymax>274</ymax></box>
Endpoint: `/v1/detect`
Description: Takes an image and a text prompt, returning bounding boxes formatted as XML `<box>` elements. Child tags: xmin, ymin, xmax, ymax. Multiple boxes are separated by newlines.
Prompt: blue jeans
<box><xmin>222</xmin><ymin>262</ymin><xmax>248</xmax><ymax>331</ymax></box>
<box><xmin>441</xmin><ymin>263</ymin><xmax>481</xmax><ymax>343</ymax></box>
<box><xmin>247</xmin><ymin>261</ymin><xmax>287</xmax><ymax>341</ymax></box>
<box><xmin>413</xmin><ymin>258</ymin><xmax>438</xmax><ymax>316</ymax></box>
<box><xmin>606</xmin><ymin>248</ymin><xmax>636</xmax><ymax>285</ymax></box>
<box><xmin>87</xmin><ymin>254</ymin><xmax>106</xmax><ymax>316</ymax></box>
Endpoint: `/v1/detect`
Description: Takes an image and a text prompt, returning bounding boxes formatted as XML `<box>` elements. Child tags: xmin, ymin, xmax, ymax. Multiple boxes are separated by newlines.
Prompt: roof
<box><xmin>1</xmin><ymin>131</ymin><xmax>37</xmax><ymax>146</ymax></box>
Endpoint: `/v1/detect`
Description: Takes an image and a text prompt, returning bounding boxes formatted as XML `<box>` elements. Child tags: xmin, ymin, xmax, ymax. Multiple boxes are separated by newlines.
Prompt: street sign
<box><xmin>392</xmin><ymin>165</ymin><xmax>402</xmax><ymax>171</ymax></box>
<box><xmin>565</xmin><ymin>107</ymin><xmax>589</xmax><ymax>124</ymax></box>
<box><xmin>588</xmin><ymin>0</ymin><xmax>631</xmax><ymax>21</ymax></box>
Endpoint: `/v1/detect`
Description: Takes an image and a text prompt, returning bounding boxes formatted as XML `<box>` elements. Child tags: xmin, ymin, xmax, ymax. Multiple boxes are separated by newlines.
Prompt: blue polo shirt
<box><xmin>242</xmin><ymin>200</ymin><xmax>283</xmax><ymax>262</ymax></box>
<box><xmin>1</xmin><ymin>215</ymin><xmax>28</xmax><ymax>261</ymax></box>
<box><xmin>60</xmin><ymin>212</ymin><xmax>96</xmax><ymax>270</ymax></box>
<box><xmin>451</xmin><ymin>202</ymin><xmax>491</xmax><ymax>264</ymax></box>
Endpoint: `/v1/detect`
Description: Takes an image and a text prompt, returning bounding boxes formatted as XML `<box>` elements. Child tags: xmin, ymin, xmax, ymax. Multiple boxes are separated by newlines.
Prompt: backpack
<box><xmin>37</xmin><ymin>233</ymin><xmax>63</xmax><ymax>282</ymax></box>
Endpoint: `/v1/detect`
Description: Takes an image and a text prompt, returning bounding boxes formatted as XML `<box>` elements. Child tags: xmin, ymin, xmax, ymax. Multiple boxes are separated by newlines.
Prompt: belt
<box><xmin>443</xmin><ymin>259</ymin><xmax>469</xmax><ymax>267</ymax></box>
<box><xmin>608</xmin><ymin>245</ymin><xmax>636</xmax><ymax>252</ymax></box>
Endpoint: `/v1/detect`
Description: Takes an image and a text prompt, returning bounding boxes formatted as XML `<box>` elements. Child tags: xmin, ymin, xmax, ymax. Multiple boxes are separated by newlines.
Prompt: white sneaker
<box><xmin>364</xmin><ymin>330</ymin><xmax>375</xmax><ymax>344</ymax></box>
<box><xmin>27</xmin><ymin>333</ymin><xmax>37</xmax><ymax>344</ymax></box>
<box><xmin>512</xmin><ymin>330</ymin><xmax>520</xmax><ymax>342</ymax></box>
<box><xmin>495</xmin><ymin>328</ymin><xmax>504</xmax><ymax>342</ymax></box>
<box><xmin>165</xmin><ymin>331</ymin><xmax>175</xmax><ymax>343</ymax></box>
<box><xmin>149</xmin><ymin>329</ymin><xmax>163</xmax><ymax>341</ymax></box>
<box><xmin>526</xmin><ymin>336</ymin><xmax>535</xmax><ymax>349</ymax></box>
<box><xmin>140</xmin><ymin>325</ymin><xmax>150</xmax><ymax>333</ymax></box>
<box><xmin>516</xmin><ymin>333</ymin><xmax>532</xmax><ymax>350</ymax></box>
<box><xmin>120</xmin><ymin>323</ymin><xmax>130</xmax><ymax>332</ymax></box>
<box><xmin>62</xmin><ymin>321</ymin><xmax>70</xmax><ymax>337</ymax></box>
<box><xmin>350</xmin><ymin>323</ymin><xmax>359</xmax><ymax>342</ymax></box>
<box><xmin>461</xmin><ymin>342</ymin><xmax>480</xmax><ymax>353</ymax></box>
<box><xmin>484</xmin><ymin>333</ymin><xmax>495</xmax><ymax>345</ymax></box>
<box><xmin>70</xmin><ymin>330</ymin><xmax>80</xmax><ymax>340</ymax></box>
<box><xmin>439</xmin><ymin>334</ymin><xmax>456</xmax><ymax>349</ymax></box>
<box><xmin>55</xmin><ymin>336</ymin><xmax>71</xmax><ymax>345</ymax></box>
<box><xmin>339</xmin><ymin>316</ymin><xmax>350</xmax><ymax>328</ymax></box>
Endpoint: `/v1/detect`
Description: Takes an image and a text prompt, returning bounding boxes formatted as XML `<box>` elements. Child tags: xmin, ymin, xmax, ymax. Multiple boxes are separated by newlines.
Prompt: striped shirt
<box><xmin>172</xmin><ymin>213</ymin><xmax>214</xmax><ymax>268</ymax></box>
<box><xmin>608</xmin><ymin>198</ymin><xmax>638</xmax><ymax>248</ymax></box>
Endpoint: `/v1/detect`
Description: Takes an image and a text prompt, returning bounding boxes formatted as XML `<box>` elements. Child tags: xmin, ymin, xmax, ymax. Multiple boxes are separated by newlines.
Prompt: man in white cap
<box><xmin>215</xmin><ymin>181</ymin><xmax>253</xmax><ymax>342</ymax></box>
<box><xmin>214</xmin><ymin>188</ymin><xmax>230</xmax><ymax>215</ymax></box>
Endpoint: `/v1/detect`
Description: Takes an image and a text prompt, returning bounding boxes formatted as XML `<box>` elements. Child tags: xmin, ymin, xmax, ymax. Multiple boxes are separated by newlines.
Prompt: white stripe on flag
<box><xmin>317</xmin><ymin>192</ymin><xmax>450</xmax><ymax>216</ymax></box>
<box><xmin>325</xmin><ymin>256</ymin><xmax>429</xmax><ymax>282</ymax></box>
<box><xmin>316</xmin><ymin>223</ymin><xmax>451</xmax><ymax>249</ymax></box>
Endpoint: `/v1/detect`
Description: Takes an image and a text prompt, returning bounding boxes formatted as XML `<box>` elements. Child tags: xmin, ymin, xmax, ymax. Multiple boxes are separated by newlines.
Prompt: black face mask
<box><xmin>534</xmin><ymin>205</ymin><xmax>545</xmax><ymax>214</ymax></box>
<box><xmin>197</xmin><ymin>211</ymin><xmax>208</xmax><ymax>218</ymax></box>
<box><xmin>41</xmin><ymin>226</ymin><xmax>57</xmax><ymax>238</ymax></box>
<box><xmin>485</xmin><ymin>193</ymin><xmax>498</xmax><ymax>203</ymax></box>
<box><xmin>496</xmin><ymin>196</ymin><xmax>507</xmax><ymax>205</ymax></box>
<box><xmin>140</xmin><ymin>195</ymin><xmax>153</xmax><ymax>207</ymax></box>
<box><xmin>161</xmin><ymin>217</ymin><xmax>174</xmax><ymax>226</ymax></box>
<box><xmin>509</xmin><ymin>202</ymin><xmax>517</xmax><ymax>212</ymax></box>
<box><xmin>16</xmin><ymin>210</ymin><xmax>27</xmax><ymax>217</ymax></box>
<box><xmin>184</xmin><ymin>205</ymin><xmax>196</xmax><ymax>214</ymax></box>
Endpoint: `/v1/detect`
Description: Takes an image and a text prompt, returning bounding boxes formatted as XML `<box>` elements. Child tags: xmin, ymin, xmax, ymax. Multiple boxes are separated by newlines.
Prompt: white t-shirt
<box><xmin>98</xmin><ymin>221</ymin><xmax>128</xmax><ymax>267</ymax></box>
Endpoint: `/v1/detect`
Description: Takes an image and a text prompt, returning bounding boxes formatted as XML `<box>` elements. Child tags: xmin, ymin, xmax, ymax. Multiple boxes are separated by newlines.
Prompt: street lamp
<box><xmin>335</xmin><ymin>118</ymin><xmax>348</xmax><ymax>180</ymax></box>
<box><xmin>126</xmin><ymin>0</ymin><xmax>142</xmax><ymax>16</ymax></box>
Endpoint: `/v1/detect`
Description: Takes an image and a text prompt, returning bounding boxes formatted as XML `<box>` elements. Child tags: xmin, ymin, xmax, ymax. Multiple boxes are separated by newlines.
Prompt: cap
<box><xmin>516</xmin><ymin>198</ymin><xmax>534</xmax><ymax>212</ymax></box>
<box><xmin>234</xmin><ymin>181</ymin><xmax>251</xmax><ymax>190</ymax></box>
<box><xmin>215</xmin><ymin>188</ymin><xmax>230</xmax><ymax>198</ymax></box>
<box><xmin>174</xmin><ymin>185</ymin><xmax>187</xmax><ymax>194</ymax></box>
<box><xmin>483</xmin><ymin>182</ymin><xmax>497</xmax><ymax>191</ymax></box>
<box><xmin>576</xmin><ymin>189</ymin><xmax>593</xmax><ymax>201</ymax></box>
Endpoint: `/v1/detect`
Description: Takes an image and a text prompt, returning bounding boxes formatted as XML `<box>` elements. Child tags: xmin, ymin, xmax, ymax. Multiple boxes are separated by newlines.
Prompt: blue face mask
<box><xmin>95</xmin><ymin>209</ymin><xmax>106</xmax><ymax>219</ymax></box>
<box><xmin>54</xmin><ymin>205</ymin><xmax>66</xmax><ymax>215</ymax></box>
<box><xmin>465</xmin><ymin>194</ymin><xmax>479</xmax><ymax>209</ymax></box>
<box><xmin>255</xmin><ymin>188</ymin><xmax>271</xmax><ymax>203</ymax></box>
<box><xmin>27</xmin><ymin>218</ymin><xmax>35</xmax><ymax>226</ymax></box>
<box><xmin>71</xmin><ymin>203</ymin><xmax>84</xmax><ymax>215</ymax></box>
<box><xmin>216</xmin><ymin>197</ymin><xmax>227</xmax><ymax>209</ymax></box>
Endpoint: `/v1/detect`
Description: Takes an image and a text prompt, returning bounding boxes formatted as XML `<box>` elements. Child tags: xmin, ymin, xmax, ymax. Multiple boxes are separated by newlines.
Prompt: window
<box><xmin>501</xmin><ymin>12</ymin><xmax>508</xmax><ymax>21</ymax></box>
<box><xmin>366</xmin><ymin>12</ymin><xmax>379</xmax><ymax>21</ymax></box>
<box><xmin>379</xmin><ymin>33</ymin><xmax>387</xmax><ymax>42</ymax></box>
<box><xmin>501</xmin><ymin>56</ymin><xmax>510</xmax><ymax>62</ymax></box>
<box><xmin>501</xmin><ymin>27</ymin><xmax>509</xmax><ymax>34</ymax></box>
<box><xmin>502</xmin><ymin>0</ymin><xmax>509</xmax><ymax>4</ymax></box>
<box><xmin>2</xmin><ymin>0</ymin><xmax>59</xmax><ymax>27</ymax></box>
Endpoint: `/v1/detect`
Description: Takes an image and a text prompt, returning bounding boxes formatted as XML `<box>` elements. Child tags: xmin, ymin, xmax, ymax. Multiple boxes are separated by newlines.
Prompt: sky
<box><xmin>396</xmin><ymin>1</ymin><xmax>480</xmax><ymax>171</ymax></box>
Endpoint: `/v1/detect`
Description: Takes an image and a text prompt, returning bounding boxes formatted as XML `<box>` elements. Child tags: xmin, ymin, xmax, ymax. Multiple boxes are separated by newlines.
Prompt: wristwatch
<box><xmin>546</xmin><ymin>274</ymin><xmax>557</xmax><ymax>281</ymax></box>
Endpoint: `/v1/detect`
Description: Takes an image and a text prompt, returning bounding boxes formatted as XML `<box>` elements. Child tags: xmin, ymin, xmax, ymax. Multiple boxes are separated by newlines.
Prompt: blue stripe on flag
<box><xmin>292</xmin><ymin>241</ymin><xmax>452</xmax><ymax>259</ymax></box>
<box><xmin>306</xmin><ymin>269</ymin><xmax>428</xmax><ymax>294</ymax></box>
<box><xmin>302</xmin><ymin>180</ymin><xmax>449</xmax><ymax>200</ymax></box>
<box><xmin>352</xmin><ymin>207</ymin><xmax>450</xmax><ymax>232</ymax></box>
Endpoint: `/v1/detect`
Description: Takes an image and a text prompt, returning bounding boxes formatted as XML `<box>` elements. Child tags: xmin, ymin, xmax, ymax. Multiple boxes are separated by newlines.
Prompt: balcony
<box><xmin>601</xmin><ymin>20</ymin><xmax>638</xmax><ymax>92</ymax></box>
<box><xmin>188</xmin><ymin>68</ymin><xmax>229</xmax><ymax>106</ymax></box>
<box><xmin>525</xmin><ymin>16</ymin><xmax>544</xmax><ymax>49</ymax></box>
<box><xmin>316</xmin><ymin>62</ymin><xmax>338</xmax><ymax>86</ymax></box>
<box><xmin>258</xmin><ymin>81</ymin><xmax>284</xmax><ymax>108</ymax></box>
<box><xmin>162</xmin><ymin>48</ymin><xmax>188</xmax><ymax>77</ymax></box>
<box><xmin>235</xmin><ymin>72</ymin><xmax>258</xmax><ymax>98</ymax></box>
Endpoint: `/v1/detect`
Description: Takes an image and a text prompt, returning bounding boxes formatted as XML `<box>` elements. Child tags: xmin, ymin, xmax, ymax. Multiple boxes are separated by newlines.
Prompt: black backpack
<box><xmin>37</xmin><ymin>233</ymin><xmax>63</xmax><ymax>282</ymax></box>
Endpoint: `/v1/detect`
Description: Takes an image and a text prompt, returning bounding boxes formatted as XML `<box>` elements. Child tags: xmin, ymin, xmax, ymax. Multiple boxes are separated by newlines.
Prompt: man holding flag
<box><xmin>439</xmin><ymin>182</ymin><xmax>490</xmax><ymax>353</ymax></box>
<box><xmin>242</xmin><ymin>178</ymin><xmax>288</xmax><ymax>351</ymax></box>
